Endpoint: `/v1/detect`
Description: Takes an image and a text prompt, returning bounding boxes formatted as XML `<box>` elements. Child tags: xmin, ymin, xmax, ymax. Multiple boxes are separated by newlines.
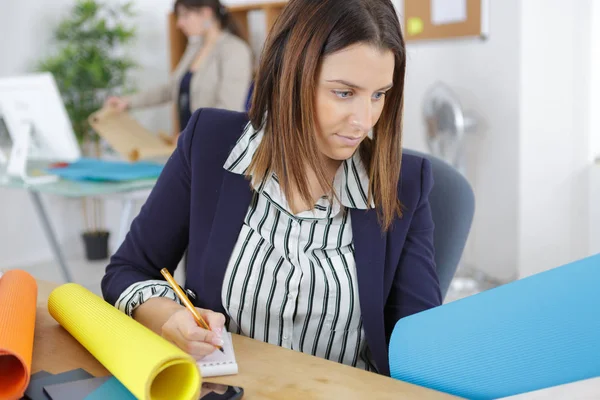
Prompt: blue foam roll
<box><xmin>389</xmin><ymin>253</ymin><xmax>600</xmax><ymax>399</ymax></box>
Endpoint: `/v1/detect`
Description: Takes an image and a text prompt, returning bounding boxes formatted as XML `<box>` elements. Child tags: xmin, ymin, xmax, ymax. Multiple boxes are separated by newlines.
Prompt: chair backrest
<box><xmin>403</xmin><ymin>149</ymin><xmax>475</xmax><ymax>300</ymax></box>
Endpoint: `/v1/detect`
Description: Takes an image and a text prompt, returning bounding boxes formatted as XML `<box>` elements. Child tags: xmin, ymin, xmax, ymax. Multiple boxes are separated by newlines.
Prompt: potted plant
<box><xmin>37</xmin><ymin>0</ymin><xmax>137</xmax><ymax>260</ymax></box>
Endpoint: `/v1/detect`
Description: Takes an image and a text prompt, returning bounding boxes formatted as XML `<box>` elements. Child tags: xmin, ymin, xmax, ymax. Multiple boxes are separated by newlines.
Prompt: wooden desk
<box><xmin>31</xmin><ymin>281</ymin><xmax>458</xmax><ymax>399</ymax></box>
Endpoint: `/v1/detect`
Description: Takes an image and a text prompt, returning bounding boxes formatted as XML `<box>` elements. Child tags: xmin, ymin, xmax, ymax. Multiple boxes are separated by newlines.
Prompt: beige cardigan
<box><xmin>127</xmin><ymin>32</ymin><xmax>253</xmax><ymax>113</ymax></box>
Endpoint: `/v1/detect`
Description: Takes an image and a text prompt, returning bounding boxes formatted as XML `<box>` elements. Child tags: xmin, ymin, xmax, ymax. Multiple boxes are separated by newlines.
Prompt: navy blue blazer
<box><xmin>101</xmin><ymin>108</ymin><xmax>442</xmax><ymax>376</ymax></box>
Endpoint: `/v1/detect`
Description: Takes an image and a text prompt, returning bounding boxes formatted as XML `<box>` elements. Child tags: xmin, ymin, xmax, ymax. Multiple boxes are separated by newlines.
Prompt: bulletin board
<box><xmin>403</xmin><ymin>0</ymin><xmax>488</xmax><ymax>42</ymax></box>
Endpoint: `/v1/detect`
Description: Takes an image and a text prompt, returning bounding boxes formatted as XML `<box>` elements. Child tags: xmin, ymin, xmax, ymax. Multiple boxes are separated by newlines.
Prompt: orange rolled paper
<box><xmin>0</xmin><ymin>270</ymin><xmax>38</xmax><ymax>400</ymax></box>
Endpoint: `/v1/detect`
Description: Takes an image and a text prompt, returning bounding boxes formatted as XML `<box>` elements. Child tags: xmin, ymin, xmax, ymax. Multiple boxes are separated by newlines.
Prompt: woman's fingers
<box><xmin>161</xmin><ymin>307</ymin><xmax>225</xmax><ymax>360</ymax></box>
<box><xmin>197</xmin><ymin>308</ymin><xmax>226</xmax><ymax>336</ymax></box>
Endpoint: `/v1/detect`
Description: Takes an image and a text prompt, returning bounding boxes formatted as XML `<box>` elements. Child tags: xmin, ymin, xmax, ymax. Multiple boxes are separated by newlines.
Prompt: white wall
<box><xmin>591</xmin><ymin>165</ymin><xmax>600</xmax><ymax>256</ymax></box>
<box><xmin>397</xmin><ymin>0</ymin><xmax>596</xmax><ymax>280</ymax></box>
<box><xmin>518</xmin><ymin>0</ymin><xmax>594</xmax><ymax>277</ymax></box>
<box><xmin>399</xmin><ymin>0</ymin><xmax>522</xmax><ymax>281</ymax></box>
<box><xmin>591</xmin><ymin>1</ymin><xmax>600</xmax><ymax>161</ymax></box>
<box><xmin>591</xmin><ymin>2</ymin><xmax>600</xmax><ymax>260</ymax></box>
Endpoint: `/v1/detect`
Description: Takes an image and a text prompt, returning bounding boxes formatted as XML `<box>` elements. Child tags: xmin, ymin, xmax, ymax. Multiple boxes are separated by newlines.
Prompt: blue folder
<box><xmin>389</xmin><ymin>253</ymin><xmax>600</xmax><ymax>399</ymax></box>
<box><xmin>47</xmin><ymin>158</ymin><xmax>164</xmax><ymax>182</ymax></box>
<box><xmin>83</xmin><ymin>377</ymin><xmax>137</xmax><ymax>400</ymax></box>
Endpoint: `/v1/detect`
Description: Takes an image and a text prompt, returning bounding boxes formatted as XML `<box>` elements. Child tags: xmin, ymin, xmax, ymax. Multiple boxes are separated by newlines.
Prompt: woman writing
<box><xmin>102</xmin><ymin>0</ymin><xmax>441</xmax><ymax>376</ymax></box>
<box><xmin>105</xmin><ymin>0</ymin><xmax>253</xmax><ymax>130</ymax></box>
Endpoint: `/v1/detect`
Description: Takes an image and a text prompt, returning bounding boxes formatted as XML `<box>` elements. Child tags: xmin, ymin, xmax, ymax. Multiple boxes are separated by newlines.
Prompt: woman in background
<box><xmin>105</xmin><ymin>0</ymin><xmax>253</xmax><ymax>130</ymax></box>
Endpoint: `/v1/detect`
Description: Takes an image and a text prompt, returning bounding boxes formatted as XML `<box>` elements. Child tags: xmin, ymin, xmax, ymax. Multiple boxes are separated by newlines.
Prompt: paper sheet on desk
<box><xmin>431</xmin><ymin>0</ymin><xmax>467</xmax><ymax>25</ymax></box>
<box><xmin>198</xmin><ymin>332</ymin><xmax>239</xmax><ymax>377</ymax></box>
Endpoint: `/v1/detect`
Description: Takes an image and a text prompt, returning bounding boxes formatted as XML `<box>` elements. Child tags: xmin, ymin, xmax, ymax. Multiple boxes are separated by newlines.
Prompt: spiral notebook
<box><xmin>197</xmin><ymin>331</ymin><xmax>238</xmax><ymax>377</ymax></box>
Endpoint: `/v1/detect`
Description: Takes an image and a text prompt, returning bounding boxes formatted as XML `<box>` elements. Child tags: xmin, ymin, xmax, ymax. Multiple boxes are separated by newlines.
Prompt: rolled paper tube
<box><xmin>48</xmin><ymin>283</ymin><xmax>201</xmax><ymax>400</ymax></box>
<box><xmin>0</xmin><ymin>270</ymin><xmax>37</xmax><ymax>400</ymax></box>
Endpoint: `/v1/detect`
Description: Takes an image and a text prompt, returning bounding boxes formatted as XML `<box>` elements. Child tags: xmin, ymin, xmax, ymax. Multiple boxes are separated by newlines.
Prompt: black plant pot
<box><xmin>82</xmin><ymin>231</ymin><xmax>110</xmax><ymax>261</ymax></box>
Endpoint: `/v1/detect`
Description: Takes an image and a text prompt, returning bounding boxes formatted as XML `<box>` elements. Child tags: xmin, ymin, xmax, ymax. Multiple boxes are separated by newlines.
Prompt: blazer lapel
<box><xmin>351</xmin><ymin>208</ymin><xmax>389</xmax><ymax>375</ymax></box>
<box><xmin>199</xmin><ymin>170</ymin><xmax>253</xmax><ymax>313</ymax></box>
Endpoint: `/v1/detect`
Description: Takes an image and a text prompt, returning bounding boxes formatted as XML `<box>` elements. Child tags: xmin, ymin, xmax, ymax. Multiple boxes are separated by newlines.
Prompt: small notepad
<box><xmin>197</xmin><ymin>332</ymin><xmax>238</xmax><ymax>377</ymax></box>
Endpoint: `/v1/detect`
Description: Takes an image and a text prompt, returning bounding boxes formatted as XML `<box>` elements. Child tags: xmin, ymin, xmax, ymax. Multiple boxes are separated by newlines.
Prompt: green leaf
<box><xmin>36</xmin><ymin>0</ymin><xmax>137</xmax><ymax>144</ymax></box>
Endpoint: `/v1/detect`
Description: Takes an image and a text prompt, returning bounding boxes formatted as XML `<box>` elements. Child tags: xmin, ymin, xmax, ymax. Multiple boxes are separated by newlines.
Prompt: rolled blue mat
<box><xmin>389</xmin><ymin>253</ymin><xmax>600</xmax><ymax>399</ymax></box>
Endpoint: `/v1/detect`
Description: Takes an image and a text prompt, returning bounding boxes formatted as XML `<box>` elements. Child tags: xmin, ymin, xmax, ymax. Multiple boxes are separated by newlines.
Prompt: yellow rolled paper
<box><xmin>48</xmin><ymin>283</ymin><xmax>200</xmax><ymax>400</ymax></box>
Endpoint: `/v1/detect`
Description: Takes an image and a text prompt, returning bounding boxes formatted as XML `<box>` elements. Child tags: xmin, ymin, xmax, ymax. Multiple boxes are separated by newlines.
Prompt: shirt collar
<box><xmin>224</xmin><ymin>122</ymin><xmax>374</xmax><ymax>210</ymax></box>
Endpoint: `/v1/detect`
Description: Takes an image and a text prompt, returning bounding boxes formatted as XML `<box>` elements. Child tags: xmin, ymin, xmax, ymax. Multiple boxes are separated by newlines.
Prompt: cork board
<box><xmin>168</xmin><ymin>12</ymin><xmax>187</xmax><ymax>72</ymax></box>
<box><xmin>403</xmin><ymin>0</ymin><xmax>488</xmax><ymax>42</ymax></box>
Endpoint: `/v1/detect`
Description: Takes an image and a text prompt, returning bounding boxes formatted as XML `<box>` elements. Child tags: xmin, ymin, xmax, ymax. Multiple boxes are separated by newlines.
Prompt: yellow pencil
<box><xmin>160</xmin><ymin>268</ymin><xmax>224</xmax><ymax>353</ymax></box>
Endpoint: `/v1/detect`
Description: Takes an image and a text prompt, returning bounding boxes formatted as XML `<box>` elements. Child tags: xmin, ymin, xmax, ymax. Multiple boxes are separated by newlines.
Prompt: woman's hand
<box><xmin>161</xmin><ymin>307</ymin><xmax>226</xmax><ymax>360</ymax></box>
<box><xmin>104</xmin><ymin>96</ymin><xmax>130</xmax><ymax>112</ymax></box>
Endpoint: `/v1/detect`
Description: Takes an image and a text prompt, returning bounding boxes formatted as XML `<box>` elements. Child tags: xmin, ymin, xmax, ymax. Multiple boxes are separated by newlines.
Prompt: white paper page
<box><xmin>431</xmin><ymin>0</ymin><xmax>467</xmax><ymax>25</ymax></box>
<box><xmin>197</xmin><ymin>332</ymin><xmax>238</xmax><ymax>377</ymax></box>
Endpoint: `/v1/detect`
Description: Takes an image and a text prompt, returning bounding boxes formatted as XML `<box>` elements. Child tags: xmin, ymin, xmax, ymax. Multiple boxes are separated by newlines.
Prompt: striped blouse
<box><xmin>115</xmin><ymin>123</ymin><xmax>377</xmax><ymax>371</ymax></box>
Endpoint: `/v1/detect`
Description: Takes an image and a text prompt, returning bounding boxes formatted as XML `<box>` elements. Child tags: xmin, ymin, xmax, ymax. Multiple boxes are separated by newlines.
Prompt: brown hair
<box><xmin>249</xmin><ymin>0</ymin><xmax>406</xmax><ymax>231</ymax></box>
<box><xmin>174</xmin><ymin>0</ymin><xmax>242</xmax><ymax>39</ymax></box>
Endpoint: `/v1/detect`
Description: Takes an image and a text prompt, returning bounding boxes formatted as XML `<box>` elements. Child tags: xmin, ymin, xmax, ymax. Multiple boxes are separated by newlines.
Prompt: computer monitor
<box><xmin>0</xmin><ymin>72</ymin><xmax>81</xmax><ymax>162</ymax></box>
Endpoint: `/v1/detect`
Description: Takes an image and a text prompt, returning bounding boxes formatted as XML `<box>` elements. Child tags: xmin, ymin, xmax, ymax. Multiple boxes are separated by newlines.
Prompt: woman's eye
<box><xmin>372</xmin><ymin>92</ymin><xmax>385</xmax><ymax>101</ymax></box>
<box><xmin>334</xmin><ymin>90</ymin><xmax>353</xmax><ymax>99</ymax></box>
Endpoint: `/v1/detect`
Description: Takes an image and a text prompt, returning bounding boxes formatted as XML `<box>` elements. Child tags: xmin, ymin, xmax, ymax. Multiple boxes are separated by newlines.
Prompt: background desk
<box><xmin>0</xmin><ymin>163</ymin><xmax>156</xmax><ymax>282</ymax></box>
<box><xmin>31</xmin><ymin>280</ymin><xmax>459</xmax><ymax>400</ymax></box>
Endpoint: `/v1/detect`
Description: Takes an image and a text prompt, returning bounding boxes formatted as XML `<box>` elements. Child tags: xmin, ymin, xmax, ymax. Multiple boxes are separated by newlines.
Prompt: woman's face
<box><xmin>176</xmin><ymin>5</ymin><xmax>212</xmax><ymax>37</ymax></box>
<box><xmin>314</xmin><ymin>43</ymin><xmax>395</xmax><ymax>164</ymax></box>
